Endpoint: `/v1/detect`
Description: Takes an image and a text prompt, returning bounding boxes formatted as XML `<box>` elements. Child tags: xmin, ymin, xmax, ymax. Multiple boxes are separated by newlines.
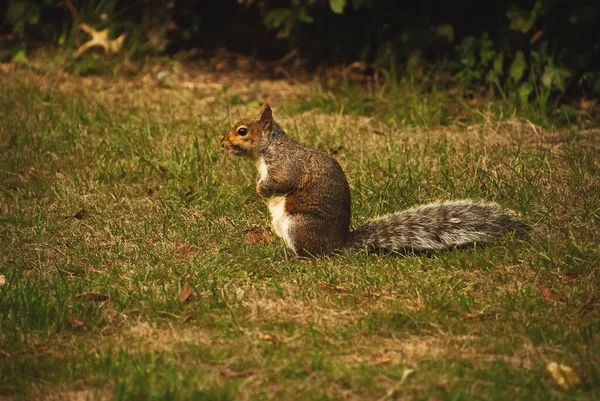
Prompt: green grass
<box><xmin>288</xmin><ymin>70</ymin><xmax>599</xmax><ymax>129</ymax></box>
<box><xmin>0</xmin><ymin>68</ymin><xmax>599</xmax><ymax>401</ymax></box>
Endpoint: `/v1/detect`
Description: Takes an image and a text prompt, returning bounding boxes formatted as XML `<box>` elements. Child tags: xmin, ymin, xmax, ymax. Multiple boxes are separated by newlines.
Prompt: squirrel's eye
<box><xmin>237</xmin><ymin>127</ymin><xmax>248</xmax><ymax>136</ymax></box>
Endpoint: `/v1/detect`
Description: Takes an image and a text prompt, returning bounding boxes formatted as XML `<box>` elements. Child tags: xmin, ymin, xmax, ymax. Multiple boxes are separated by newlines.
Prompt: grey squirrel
<box><xmin>220</xmin><ymin>104</ymin><xmax>529</xmax><ymax>257</ymax></box>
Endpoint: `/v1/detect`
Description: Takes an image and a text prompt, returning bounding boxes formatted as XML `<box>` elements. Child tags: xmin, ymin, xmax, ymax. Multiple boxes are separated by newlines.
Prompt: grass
<box><xmin>0</xmin><ymin>65</ymin><xmax>599</xmax><ymax>401</ymax></box>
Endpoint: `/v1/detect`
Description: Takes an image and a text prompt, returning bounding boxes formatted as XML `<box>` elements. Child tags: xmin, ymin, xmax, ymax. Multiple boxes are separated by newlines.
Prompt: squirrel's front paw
<box><xmin>256</xmin><ymin>182</ymin><xmax>275</xmax><ymax>198</ymax></box>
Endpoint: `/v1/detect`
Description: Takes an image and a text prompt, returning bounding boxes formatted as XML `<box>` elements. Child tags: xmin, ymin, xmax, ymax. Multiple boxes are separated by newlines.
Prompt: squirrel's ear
<box><xmin>259</xmin><ymin>103</ymin><xmax>272</xmax><ymax>126</ymax></box>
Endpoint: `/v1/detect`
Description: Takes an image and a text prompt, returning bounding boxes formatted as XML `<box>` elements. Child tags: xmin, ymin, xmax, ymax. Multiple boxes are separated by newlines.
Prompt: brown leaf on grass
<box><xmin>245</xmin><ymin>228</ymin><xmax>276</xmax><ymax>245</ymax></box>
<box><xmin>220</xmin><ymin>368</ymin><xmax>256</xmax><ymax>378</ymax></box>
<box><xmin>173</xmin><ymin>244</ymin><xmax>198</xmax><ymax>259</ymax></box>
<box><xmin>34</xmin><ymin>346</ymin><xmax>51</xmax><ymax>357</ymax></box>
<box><xmin>546</xmin><ymin>362</ymin><xmax>581</xmax><ymax>390</ymax></box>
<box><xmin>182</xmin><ymin>314</ymin><xmax>196</xmax><ymax>323</ymax></box>
<box><xmin>371</xmin><ymin>356</ymin><xmax>393</xmax><ymax>366</ymax></box>
<box><xmin>76</xmin><ymin>291</ymin><xmax>109</xmax><ymax>302</ymax></box>
<box><xmin>66</xmin><ymin>209</ymin><xmax>86</xmax><ymax>220</ymax></box>
<box><xmin>0</xmin><ymin>274</ymin><xmax>5</xmax><ymax>286</ymax></box>
<box><xmin>215</xmin><ymin>60</ymin><xmax>231</xmax><ymax>73</ymax></box>
<box><xmin>259</xmin><ymin>333</ymin><xmax>281</xmax><ymax>343</ymax></box>
<box><xmin>178</xmin><ymin>283</ymin><xmax>192</xmax><ymax>303</ymax></box>
<box><xmin>372</xmin><ymin>129</ymin><xmax>386</xmax><ymax>136</ymax></box>
<box><xmin>71</xmin><ymin>318</ymin><xmax>87</xmax><ymax>331</ymax></box>
<box><xmin>541</xmin><ymin>286</ymin><xmax>561</xmax><ymax>301</ymax></box>
<box><xmin>558</xmin><ymin>272</ymin><xmax>580</xmax><ymax>282</ymax></box>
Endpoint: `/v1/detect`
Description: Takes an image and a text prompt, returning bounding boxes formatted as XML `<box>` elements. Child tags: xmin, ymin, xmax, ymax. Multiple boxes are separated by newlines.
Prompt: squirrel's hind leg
<box><xmin>287</xmin><ymin>217</ymin><xmax>346</xmax><ymax>257</ymax></box>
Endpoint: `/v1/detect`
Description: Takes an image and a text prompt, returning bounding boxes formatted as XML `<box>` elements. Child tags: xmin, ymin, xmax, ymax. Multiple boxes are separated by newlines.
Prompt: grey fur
<box><xmin>348</xmin><ymin>200</ymin><xmax>530</xmax><ymax>253</ymax></box>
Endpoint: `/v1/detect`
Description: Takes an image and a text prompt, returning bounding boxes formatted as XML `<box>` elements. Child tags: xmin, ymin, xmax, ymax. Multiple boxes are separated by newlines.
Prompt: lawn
<box><xmin>0</xmin><ymin>63</ymin><xmax>598</xmax><ymax>401</ymax></box>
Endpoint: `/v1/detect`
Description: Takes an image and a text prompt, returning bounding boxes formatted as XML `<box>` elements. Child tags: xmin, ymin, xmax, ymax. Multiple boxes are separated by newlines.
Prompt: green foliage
<box><xmin>264</xmin><ymin>1</ymin><xmax>315</xmax><ymax>38</ymax></box>
<box><xmin>329</xmin><ymin>0</ymin><xmax>346</xmax><ymax>14</ymax></box>
<box><xmin>451</xmin><ymin>0</ymin><xmax>599</xmax><ymax>104</ymax></box>
<box><xmin>1</xmin><ymin>0</ymin><xmax>598</xmax><ymax>102</ymax></box>
<box><xmin>4</xmin><ymin>0</ymin><xmax>42</xmax><ymax>36</ymax></box>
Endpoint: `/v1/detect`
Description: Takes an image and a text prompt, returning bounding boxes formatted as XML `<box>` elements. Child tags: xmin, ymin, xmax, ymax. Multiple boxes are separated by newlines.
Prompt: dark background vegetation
<box><xmin>2</xmin><ymin>0</ymin><xmax>599</xmax><ymax>102</ymax></box>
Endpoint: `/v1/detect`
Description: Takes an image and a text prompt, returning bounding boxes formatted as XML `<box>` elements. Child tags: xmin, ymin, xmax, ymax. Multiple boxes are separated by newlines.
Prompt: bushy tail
<box><xmin>346</xmin><ymin>200</ymin><xmax>530</xmax><ymax>253</ymax></box>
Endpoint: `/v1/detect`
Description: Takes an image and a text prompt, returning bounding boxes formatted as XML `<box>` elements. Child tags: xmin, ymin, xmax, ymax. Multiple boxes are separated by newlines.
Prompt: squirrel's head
<box><xmin>220</xmin><ymin>103</ymin><xmax>273</xmax><ymax>159</ymax></box>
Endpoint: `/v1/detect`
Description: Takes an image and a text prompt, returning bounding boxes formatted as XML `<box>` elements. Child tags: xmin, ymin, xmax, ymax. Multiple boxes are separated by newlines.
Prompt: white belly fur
<box><xmin>267</xmin><ymin>196</ymin><xmax>295</xmax><ymax>252</ymax></box>
<box><xmin>256</xmin><ymin>157</ymin><xmax>268</xmax><ymax>184</ymax></box>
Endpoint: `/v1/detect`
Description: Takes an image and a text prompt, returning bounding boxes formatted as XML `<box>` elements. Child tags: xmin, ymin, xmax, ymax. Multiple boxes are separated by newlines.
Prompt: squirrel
<box><xmin>220</xmin><ymin>104</ymin><xmax>530</xmax><ymax>257</ymax></box>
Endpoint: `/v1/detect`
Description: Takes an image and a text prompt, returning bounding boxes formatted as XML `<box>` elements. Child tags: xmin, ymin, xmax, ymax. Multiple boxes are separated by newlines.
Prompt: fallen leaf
<box><xmin>558</xmin><ymin>272</ymin><xmax>580</xmax><ymax>281</ymax></box>
<box><xmin>62</xmin><ymin>208</ymin><xmax>85</xmax><ymax>219</ymax></box>
<box><xmin>372</xmin><ymin>129</ymin><xmax>386</xmax><ymax>136</ymax></box>
<box><xmin>541</xmin><ymin>286</ymin><xmax>560</xmax><ymax>301</ymax></box>
<box><xmin>76</xmin><ymin>291</ymin><xmax>109</xmax><ymax>302</ymax></box>
<box><xmin>178</xmin><ymin>283</ymin><xmax>192</xmax><ymax>303</ymax></box>
<box><xmin>372</xmin><ymin>356</ymin><xmax>393</xmax><ymax>366</ymax></box>
<box><xmin>182</xmin><ymin>314</ymin><xmax>196</xmax><ymax>323</ymax></box>
<box><xmin>547</xmin><ymin>362</ymin><xmax>581</xmax><ymax>390</ymax></box>
<box><xmin>259</xmin><ymin>333</ymin><xmax>280</xmax><ymax>343</ymax></box>
<box><xmin>75</xmin><ymin>24</ymin><xmax>126</xmax><ymax>57</ymax></box>
<box><xmin>215</xmin><ymin>60</ymin><xmax>230</xmax><ymax>73</ymax></box>
<box><xmin>245</xmin><ymin>228</ymin><xmax>275</xmax><ymax>244</ymax></box>
<box><xmin>72</xmin><ymin>209</ymin><xmax>86</xmax><ymax>220</ymax></box>
<box><xmin>34</xmin><ymin>346</ymin><xmax>51</xmax><ymax>357</ymax></box>
<box><xmin>0</xmin><ymin>274</ymin><xmax>5</xmax><ymax>286</ymax></box>
<box><xmin>71</xmin><ymin>318</ymin><xmax>87</xmax><ymax>331</ymax></box>
<box><xmin>173</xmin><ymin>244</ymin><xmax>198</xmax><ymax>259</ymax></box>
